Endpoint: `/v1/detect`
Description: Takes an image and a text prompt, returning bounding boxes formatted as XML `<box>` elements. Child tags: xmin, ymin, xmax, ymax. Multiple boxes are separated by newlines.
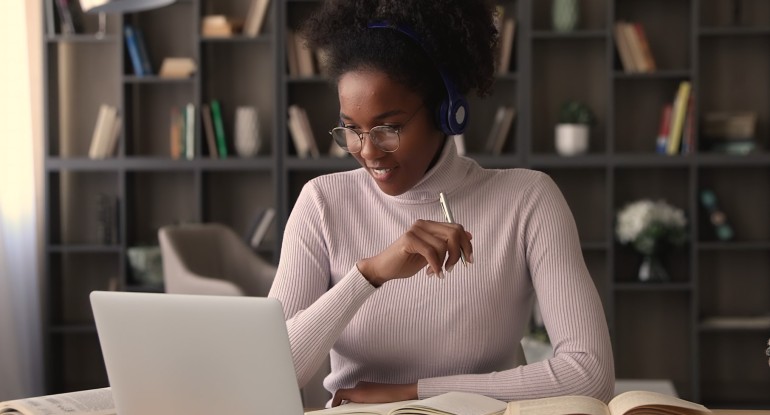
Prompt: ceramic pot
<box><xmin>555</xmin><ymin>124</ymin><xmax>589</xmax><ymax>156</ymax></box>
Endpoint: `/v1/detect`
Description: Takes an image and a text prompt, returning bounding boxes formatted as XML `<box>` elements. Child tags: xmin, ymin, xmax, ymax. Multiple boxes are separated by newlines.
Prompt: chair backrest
<box><xmin>158</xmin><ymin>223</ymin><xmax>276</xmax><ymax>297</ymax></box>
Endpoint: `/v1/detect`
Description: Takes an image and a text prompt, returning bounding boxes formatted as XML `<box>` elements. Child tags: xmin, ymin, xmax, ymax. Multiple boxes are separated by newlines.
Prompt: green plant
<box><xmin>558</xmin><ymin>100</ymin><xmax>594</xmax><ymax>125</ymax></box>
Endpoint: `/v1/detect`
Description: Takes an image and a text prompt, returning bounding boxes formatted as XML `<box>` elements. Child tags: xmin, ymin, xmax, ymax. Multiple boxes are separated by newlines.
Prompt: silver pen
<box><xmin>439</xmin><ymin>192</ymin><xmax>468</xmax><ymax>267</ymax></box>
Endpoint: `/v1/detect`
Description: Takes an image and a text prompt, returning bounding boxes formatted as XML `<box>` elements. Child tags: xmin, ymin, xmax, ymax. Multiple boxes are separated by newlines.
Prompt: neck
<box><xmin>425</xmin><ymin>134</ymin><xmax>447</xmax><ymax>173</ymax></box>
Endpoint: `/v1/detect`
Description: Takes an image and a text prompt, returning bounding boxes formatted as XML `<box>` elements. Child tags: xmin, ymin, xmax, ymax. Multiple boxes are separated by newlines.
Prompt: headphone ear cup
<box><xmin>439</xmin><ymin>96</ymin><xmax>468</xmax><ymax>135</ymax></box>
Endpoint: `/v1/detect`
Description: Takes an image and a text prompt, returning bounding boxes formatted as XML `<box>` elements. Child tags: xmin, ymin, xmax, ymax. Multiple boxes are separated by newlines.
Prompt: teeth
<box><xmin>372</xmin><ymin>168</ymin><xmax>393</xmax><ymax>175</ymax></box>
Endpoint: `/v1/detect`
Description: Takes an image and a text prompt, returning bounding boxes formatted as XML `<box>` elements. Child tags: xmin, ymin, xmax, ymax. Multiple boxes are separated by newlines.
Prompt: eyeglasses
<box><xmin>329</xmin><ymin>105</ymin><xmax>423</xmax><ymax>153</ymax></box>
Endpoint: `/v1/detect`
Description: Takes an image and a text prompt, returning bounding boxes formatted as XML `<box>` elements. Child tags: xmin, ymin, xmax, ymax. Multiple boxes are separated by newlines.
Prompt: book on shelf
<box><xmin>170</xmin><ymin>106</ymin><xmax>183</xmax><ymax>159</ymax></box>
<box><xmin>0</xmin><ymin>387</ymin><xmax>115</xmax><ymax>415</ymax></box>
<box><xmin>654</xmin><ymin>104</ymin><xmax>672</xmax><ymax>154</ymax></box>
<box><xmin>134</xmin><ymin>27</ymin><xmax>153</xmax><ymax>76</ymax></box>
<box><xmin>159</xmin><ymin>57</ymin><xmax>197</xmax><ymax>79</ymax></box>
<box><xmin>184</xmin><ymin>103</ymin><xmax>196</xmax><ymax>160</ymax></box>
<box><xmin>88</xmin><ymin>104</ymin><xmax>120</xmax><ymax>159</ymax></box>
<box><xmin>620</xmin><ymin>22</ymin><xmax>648</xmax><ymax>73</ymax></box>
<box><xmin>295</xmin><ymin>32</ymin><xmax>317</xmax><ymax>77</ymax></box>
<box><xmin>95</xmin><ymin>193</ymin><xmax>119</xmax><ymax>245</ymax></box>
<box><xmin>504</xmin><ymin>390</ymin><xmax>709</xmax><ymax>415</ymax></box>
<box><xmin>210</xmin><ymin>99</ymin><xmax>229</xmax><ymax>158</ymax></box>
<box><xmin>614</xmin><ymin>22</ymin><xmax>655</xmax><ymax>73</ymax></box>
<box><xmin>243</xmin><ymin>0</ymin><xmax>271</xmax><ymax>37</ymax></box>
<box><xmin>306</xmin><ymin>391</ymin><xmax>506</xmax><ymax>415</ymax></box>
<box><xmin>124</xmin><ymin>24</ymin><xmax>152</xmax><ymax>76</ymax></box>
<box><xmin>497</xmin><ymin>17</ymin><xmax>516</xmax><ymax>74</ymax></box>
<box><xmin>245</xmin><ymin>207</ymin><xmax>276</xmax><ymax>249</ymax></box>
<box><xmin>666</xmin><ymin>81</ymin><xmax>692</xmax><ymax>155</ymax></box>
<box><xmin>680</xmin><ymin>94</ymin><xmax>695</xmax><ymax>155</ymax></box>
<box><xmin>200</xmin><ymin>103</ymin><xmax>219</xmax><ymax>158</ymax></box>
<box><xmin>613</xmin><ymin>22</ymin><xmax>636</xmax><ymax>72</ymax></box>
<box><xmin>288</xmin><ymin>104</ymin><xmax>319</xmax><ymax>158</ymax></box>
<box><xmin>201</xmin><ymin>14</ymin><xmax>244</xmax><ymax>37</ymax></box>
<box><xmin>484</xmin><ymin>106</ymin><xmax>516</xmax><ymax>155</ymax></box>
<box><xmin>285</xmin><ymin>29</ymin><xmax>300</xmax><ymax>77</ymax></box>
<box><xmin>631</xmin><ymin>23</ymin><xmax>657</xmax><ymax>72</ymax></box>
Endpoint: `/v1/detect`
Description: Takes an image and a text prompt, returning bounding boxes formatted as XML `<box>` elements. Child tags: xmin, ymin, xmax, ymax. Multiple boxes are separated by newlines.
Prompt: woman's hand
<box><xmin>356</xmin><ymin>220</ymin><xmax>473</xmax><ymax>287</ymax></box>
<box><xmin>331</xmin><ymin>382</ymin><xmax>418</xmax><ymax>407</ymax></box>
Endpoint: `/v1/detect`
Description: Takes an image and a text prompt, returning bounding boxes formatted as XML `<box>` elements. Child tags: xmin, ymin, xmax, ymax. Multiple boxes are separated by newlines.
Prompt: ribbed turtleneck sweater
<box><xmin>268</xmin><ymin>139</ymin><xmax>614</xmax><ymax>403</ymax></box>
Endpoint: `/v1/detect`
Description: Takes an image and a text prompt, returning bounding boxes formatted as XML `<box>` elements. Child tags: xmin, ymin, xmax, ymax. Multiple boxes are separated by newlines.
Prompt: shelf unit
<box><xmin>42</xmin><ymin>0</ymin><xmax>769</xmax><ymax>407</ymax></box>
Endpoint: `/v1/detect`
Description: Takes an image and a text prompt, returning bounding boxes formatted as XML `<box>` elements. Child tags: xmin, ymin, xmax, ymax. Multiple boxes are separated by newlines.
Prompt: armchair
<box><xmin>158</xmin><ymin>223</ymin><xmax>276</xmax><ymax>296</ymax></box>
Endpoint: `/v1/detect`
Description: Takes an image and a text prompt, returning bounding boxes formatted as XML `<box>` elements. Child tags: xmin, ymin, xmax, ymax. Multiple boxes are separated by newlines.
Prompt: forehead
<box><xmin>337</xmin><ymin>70</ymin><xmax>421</xmax><ymax>114</ymax></box>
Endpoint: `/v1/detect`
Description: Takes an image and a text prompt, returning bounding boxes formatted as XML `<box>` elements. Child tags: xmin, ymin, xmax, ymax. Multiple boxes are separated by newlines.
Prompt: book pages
<box><xmin>608</xmin><ymin>391</ymin><xmax>710</xmax><ymax>415</ymax></box>
<box><xmin>505</xmin><ymin>395</ymin><xmax>608</xmax><ymax>415</ymax></box>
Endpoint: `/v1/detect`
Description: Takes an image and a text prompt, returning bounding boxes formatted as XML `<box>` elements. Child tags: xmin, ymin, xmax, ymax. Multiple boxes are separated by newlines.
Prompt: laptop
<box><xmin>90</xmin><ymin>291</ymin><xmax>305</xmax><ymax>415</ymax></box>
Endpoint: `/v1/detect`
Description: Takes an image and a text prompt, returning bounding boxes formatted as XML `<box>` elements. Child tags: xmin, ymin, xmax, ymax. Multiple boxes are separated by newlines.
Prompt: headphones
<box><xmin>367</xmin><ymin>20</ymin><xmax>469</xmax><ymax>136</ymax></box>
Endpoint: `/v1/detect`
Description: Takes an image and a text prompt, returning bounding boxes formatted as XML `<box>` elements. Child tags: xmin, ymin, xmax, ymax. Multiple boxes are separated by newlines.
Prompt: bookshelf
<box><xmin>42</xmin><ymin>0</ymin><xmax>770</xmax><ymax>408</ymax></box>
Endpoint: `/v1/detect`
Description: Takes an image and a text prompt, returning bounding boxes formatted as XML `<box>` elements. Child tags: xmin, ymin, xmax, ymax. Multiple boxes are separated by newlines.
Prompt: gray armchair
<box><xmin>158</xmin><ymin>223</ymin><xmax>276</xmax><ymax>296</ymax></box>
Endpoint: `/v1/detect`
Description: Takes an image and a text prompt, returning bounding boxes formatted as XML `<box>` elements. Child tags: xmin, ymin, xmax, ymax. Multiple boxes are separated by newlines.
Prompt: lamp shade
<box><xmin>80</xmin><ymin>0</ymin><xmax>176</xmax><ymax>14</ymax></box>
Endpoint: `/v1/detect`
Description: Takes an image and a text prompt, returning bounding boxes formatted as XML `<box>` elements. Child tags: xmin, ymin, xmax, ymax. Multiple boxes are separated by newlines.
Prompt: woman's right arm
<box><xmin>268</xmin><ymin>182</ymin><xmax>377</xmax><ymax>387</ymax></box>
<box><xmin>270</xmin><ymin>180</ymin><xmax>473</xmax><ymax>387</ymax></box>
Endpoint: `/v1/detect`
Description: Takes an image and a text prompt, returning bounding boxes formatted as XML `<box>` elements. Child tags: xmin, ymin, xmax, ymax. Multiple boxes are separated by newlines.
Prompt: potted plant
<box><xmin>555</xmin><ymin>100</ymin><xmax>594</xmax><ymax>156</ymax></box>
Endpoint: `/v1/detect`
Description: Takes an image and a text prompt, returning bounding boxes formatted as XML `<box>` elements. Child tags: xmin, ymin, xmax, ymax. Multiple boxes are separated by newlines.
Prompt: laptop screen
<box><xmin>90</xmin><ymin>291</ymin><xmax>304</xmax><ymax>415</ymax></box>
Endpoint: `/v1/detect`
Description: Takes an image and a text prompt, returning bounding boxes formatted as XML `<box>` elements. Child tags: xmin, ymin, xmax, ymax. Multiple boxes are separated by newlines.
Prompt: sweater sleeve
<box><xmin>418</xmin><ymin>173</ymin><xmax>615</xmax><ymax>402</ymax></box>
<box><xmin>268</xmin><ymin>181</ymin><xmax>377</xmax><ymax>388</ymax></box>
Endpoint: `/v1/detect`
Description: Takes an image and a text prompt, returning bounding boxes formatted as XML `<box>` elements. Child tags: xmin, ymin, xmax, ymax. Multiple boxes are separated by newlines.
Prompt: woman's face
<box><xmin>337</xmin><ymin>69</ymin><xmax>444</xmax><ymax>196</ymax></box>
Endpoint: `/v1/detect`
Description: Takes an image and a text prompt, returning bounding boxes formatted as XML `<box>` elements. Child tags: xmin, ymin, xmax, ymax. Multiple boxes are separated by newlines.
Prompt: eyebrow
<box><xmin>339</xmin><ymin>109</ymin><xmax>407</xmax><ymax>122</ymax></box>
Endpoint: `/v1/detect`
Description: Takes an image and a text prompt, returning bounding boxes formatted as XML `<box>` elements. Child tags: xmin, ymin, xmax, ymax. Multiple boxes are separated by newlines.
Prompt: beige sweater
<box><xmin>269</xmin><ymin>140</ymin><xmax>615</xmax><ymax>402</ymax></box>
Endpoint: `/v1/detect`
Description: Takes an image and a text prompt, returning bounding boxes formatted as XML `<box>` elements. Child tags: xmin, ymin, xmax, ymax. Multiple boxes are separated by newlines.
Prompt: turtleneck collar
<box><xmin>379</xmin><ymin>138</ymin><xmax>474</xmax><ymax>204</ymax></box>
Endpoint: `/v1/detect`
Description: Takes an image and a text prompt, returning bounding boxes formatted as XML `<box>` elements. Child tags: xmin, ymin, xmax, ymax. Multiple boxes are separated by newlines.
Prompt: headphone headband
<box><xmin>367</xmin><ymin>20</ymin><xmax>468</xmax><ymax>135</ymax></box>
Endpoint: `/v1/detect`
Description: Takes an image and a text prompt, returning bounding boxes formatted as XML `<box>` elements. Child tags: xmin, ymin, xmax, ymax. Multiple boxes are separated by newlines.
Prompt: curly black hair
<box><xmin>302</xmin><ymin>0</ymin><xmax>499</xmax><ymax>111</ymax></box>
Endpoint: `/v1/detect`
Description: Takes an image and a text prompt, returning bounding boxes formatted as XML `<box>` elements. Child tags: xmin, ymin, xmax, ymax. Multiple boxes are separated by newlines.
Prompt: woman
<box><xmin>268</xmin><ymin>0</ymin><xmax>614</xmax><ymax>406</ymax></box>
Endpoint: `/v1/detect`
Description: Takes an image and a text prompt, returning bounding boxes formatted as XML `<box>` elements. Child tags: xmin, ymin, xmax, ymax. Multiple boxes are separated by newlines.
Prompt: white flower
<box><xmin>615</xmin><ymin>199</ymin><xmax>687</xmax><ymax>252</ymax></box>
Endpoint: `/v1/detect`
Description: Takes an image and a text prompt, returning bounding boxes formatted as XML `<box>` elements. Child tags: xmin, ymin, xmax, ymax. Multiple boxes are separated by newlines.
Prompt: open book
<box><xmin>0</xmin><ymin>388</ymin><xmax>115</xmax><ymax>415</ymax></box>
<box><xmin>504</xmin><ymin>391</ymin><xmax>710</xmax><ymax>415</ymax></box>
<box><xmin>306</xmin><ymin>391</ymin><xmax>507</xmax><ymax>415</ymax></box>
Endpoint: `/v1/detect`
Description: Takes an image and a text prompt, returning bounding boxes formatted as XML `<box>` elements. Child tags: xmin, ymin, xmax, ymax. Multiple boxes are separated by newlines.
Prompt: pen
<box><xmin>439</xmin><ymin>192</ymin><xmax>468</xmax><ymax>267</ymax></box>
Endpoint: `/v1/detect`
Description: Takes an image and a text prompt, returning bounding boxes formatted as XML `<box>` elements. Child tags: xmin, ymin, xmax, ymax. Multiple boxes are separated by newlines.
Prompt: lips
<box><xmin>368</xmin><ymin>166</ymin><xmax>396</xmax><ymax>181</ymax></box>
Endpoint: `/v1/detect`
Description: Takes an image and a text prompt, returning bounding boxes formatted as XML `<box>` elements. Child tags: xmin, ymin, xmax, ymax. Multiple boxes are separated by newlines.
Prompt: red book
<box><xmin>656</xmin><ymin>104</ymin><xmax>673</xmax><ymax>154</ymax></box>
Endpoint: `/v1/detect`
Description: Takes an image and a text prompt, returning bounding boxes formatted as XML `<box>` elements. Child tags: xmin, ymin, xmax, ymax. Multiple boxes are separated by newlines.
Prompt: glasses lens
<box><xmin>331</xmin><ymin>128</ymin><xmax>362</xmax><ymax>153</ymax></box>
<box><xmin>370</xmin><ymin>126</ymin><xmax>400</xmax><ymax>152</ymax></box>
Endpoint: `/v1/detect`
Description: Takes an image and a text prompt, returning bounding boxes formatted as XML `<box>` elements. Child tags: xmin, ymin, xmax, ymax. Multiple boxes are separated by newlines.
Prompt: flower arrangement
<box><xmin>615</xmin><ymin>199</ymin><xmax>687</xmax><ymax>255</ymax></box>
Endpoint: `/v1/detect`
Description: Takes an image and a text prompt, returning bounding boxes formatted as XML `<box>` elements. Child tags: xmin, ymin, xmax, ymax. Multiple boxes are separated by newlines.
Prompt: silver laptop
<box><xmin>90</xmin><ymin>291</ymin><xmax>304</xmax><ymax>415</ymax></box>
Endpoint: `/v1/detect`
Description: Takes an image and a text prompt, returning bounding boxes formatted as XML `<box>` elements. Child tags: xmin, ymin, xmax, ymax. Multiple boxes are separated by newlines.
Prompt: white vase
<box><xmin>555</xmin><ymin>124</ymin><xmax>589</xmax><ymax>156</ymax></box>
<box><xmin>234</xmin><ymin>106</ymin><xmax>261</xmax><ymax>157</ymax></box>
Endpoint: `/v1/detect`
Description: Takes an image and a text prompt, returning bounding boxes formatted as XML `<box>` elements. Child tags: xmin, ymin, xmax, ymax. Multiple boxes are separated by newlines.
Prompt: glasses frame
<box><xmin>329</xmin><ymin>105</ymin><xmax>424</xmax><ymax>154</ymax></box>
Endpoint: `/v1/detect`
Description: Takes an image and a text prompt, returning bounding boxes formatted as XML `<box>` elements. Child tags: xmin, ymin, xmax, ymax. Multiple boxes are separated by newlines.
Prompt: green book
<box><xmin>210</xmin><ymin>100</ymin><xmax>228</xmax><ymax>158</ymax></box>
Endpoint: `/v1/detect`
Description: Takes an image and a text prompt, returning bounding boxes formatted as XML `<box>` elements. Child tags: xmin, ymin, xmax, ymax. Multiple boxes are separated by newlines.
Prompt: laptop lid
<box><xmin>90</xmin><ymin>291</ymin><xmax>304</xmax><ymax>415</ymax></box>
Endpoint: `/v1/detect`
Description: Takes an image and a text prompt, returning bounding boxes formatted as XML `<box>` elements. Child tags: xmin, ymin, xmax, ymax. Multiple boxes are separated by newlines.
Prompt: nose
<box><xmin>358</xmin><ymin>132</ymin><xmax>386</xmax><ymax>160</ymax></box>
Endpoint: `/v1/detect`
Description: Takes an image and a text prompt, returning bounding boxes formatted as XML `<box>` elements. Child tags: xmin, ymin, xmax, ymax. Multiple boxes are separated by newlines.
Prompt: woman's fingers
<box><xmin>358</xmin><ymin>220</ymin><xmax>474</xmax><ymax>284</ymax></box>
<box><xmin>411</xmin><ymin>220</ymin><xmax>473</xmax><ymax>276</ymax></box>
<box><xmin>407</xmin><ymin>224</ymin><xmax>448</xmax><ymax>278</ymax></box>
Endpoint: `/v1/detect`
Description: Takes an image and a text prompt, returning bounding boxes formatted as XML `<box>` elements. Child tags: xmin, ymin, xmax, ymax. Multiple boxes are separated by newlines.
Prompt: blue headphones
<box><xmin>367</xmin><ymin>20</ymin><xmax>469</xmax><ymax>136</ymax></box>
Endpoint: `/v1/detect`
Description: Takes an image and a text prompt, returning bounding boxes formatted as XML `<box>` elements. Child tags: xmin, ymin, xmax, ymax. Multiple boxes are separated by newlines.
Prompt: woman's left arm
<box><xmin>417</xmin><ymin>173</ymin><xmax>615</xmax><ymax>402</ymax></box>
